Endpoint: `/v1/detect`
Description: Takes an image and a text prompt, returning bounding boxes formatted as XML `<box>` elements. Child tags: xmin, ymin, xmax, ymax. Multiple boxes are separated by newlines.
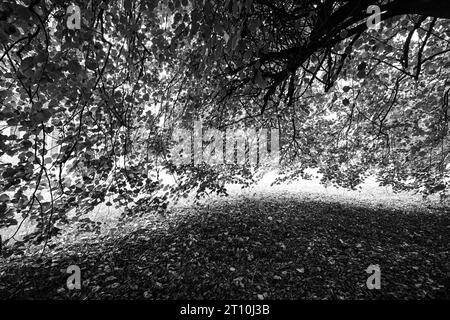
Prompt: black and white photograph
<box><xmin>0</xmin><ymin>0</ymin><xmax>449</xmax><ymax>311</ymax></box>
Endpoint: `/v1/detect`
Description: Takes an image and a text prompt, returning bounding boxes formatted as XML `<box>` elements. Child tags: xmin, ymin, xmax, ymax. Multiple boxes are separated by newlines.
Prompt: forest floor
<box><xmin>1</xmin><ymin>175</ymin><xmax>450</xmax><ymax>299</ymax></box>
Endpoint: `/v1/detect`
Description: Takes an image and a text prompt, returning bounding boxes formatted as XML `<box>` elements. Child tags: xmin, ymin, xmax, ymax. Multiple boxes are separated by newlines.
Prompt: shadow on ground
<box><xmin>1</xmin><ymin>195</ymin><xmax>449</xmax><ymax>299</ymax></box>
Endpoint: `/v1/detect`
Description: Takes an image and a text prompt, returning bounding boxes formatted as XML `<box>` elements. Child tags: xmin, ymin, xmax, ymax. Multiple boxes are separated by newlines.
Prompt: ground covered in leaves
<box><xmin>1</xmin><ymin>193</ymin><xmax>449</xmax><ymax>299</ymax></box>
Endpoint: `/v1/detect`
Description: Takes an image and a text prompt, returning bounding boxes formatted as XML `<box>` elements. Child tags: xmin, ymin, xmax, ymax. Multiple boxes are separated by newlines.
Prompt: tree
<box><xmin>0</xmin><ymin>0</ymin><xmax>449</xmax><ymax>250</ymax></box>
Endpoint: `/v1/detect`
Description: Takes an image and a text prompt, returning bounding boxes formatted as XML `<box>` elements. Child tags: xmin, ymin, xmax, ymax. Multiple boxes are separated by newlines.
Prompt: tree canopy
<box><xmin>1</xmin><ymin>0</ymin><xmax>450</xmax><ymax>250</ymax></box>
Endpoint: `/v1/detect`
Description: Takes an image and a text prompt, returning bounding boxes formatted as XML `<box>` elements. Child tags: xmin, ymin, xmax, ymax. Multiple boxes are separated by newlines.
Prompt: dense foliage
<box><xmin>1</xmin><ymin>0</ymin><xmax>450</xmax><ymax>251</ymax></box>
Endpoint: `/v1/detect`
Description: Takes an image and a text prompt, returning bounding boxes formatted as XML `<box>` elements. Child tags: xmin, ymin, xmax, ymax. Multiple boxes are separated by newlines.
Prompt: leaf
<box><xmin>105</xmin><ymin>275</ymin><xmax>117</xmax><ymax>282</ymax></box>
<box><xmin>223</xmin><ymin>30</ymin><xmax>230</xmax><ymax>44</ymax></box>
<box><xmin>357</xmin><ymin>62</ymin><xmax>367</xmax><ymax>71</ymax></box>
<box><xmin>357</xmin><ymin>71</ymin><xmax>366</xmax><ymax>79</ymax></box>
<box><xmin>255</xmin><ymin>70</ymin><xmax>266</xmax><ymax>89</ymax></box>
<box><xmin>124</xmin><ymin>0</ymin><xmax>132</xmax><ymax>11</ymax></box>
<box><xmin>174</xmin><ymin>12</ymin><xmax>182</xmax><ymax>25</ymax></box>
<box><xmin>85</xmin><ymin>60</ymin><xmax>97</xmax><ymax>70</ymax></box>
